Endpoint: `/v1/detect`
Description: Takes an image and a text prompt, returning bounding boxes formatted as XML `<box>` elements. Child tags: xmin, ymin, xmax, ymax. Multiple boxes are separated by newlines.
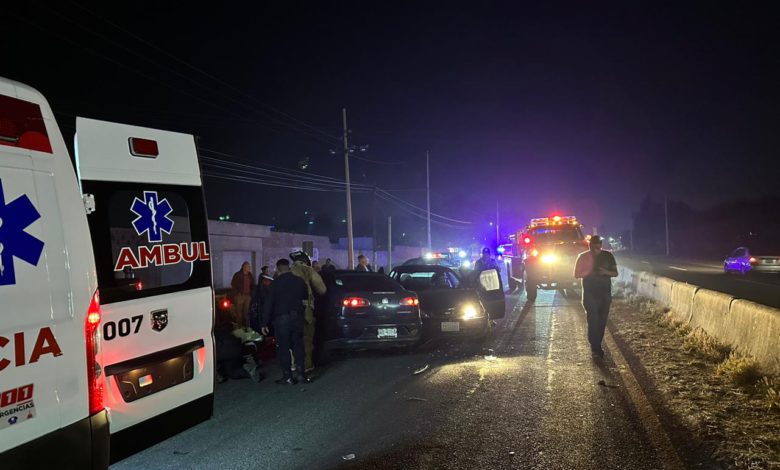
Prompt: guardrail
<box><xmin>617</xmin><ymin>266</ymin><xmax>780</xmax><ymax>375</ymax></box>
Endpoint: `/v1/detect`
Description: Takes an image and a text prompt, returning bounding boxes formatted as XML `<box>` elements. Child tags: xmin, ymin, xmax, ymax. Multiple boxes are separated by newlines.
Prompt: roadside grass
<box><xmin>610</xmin><ymin>298</ymin><xmax>780</xmax><ymax>468</ymax></box>
<box><xmin>757</xmin><ymin>377</ymin><xmax>780</xmax><ymax>411</ymax></box>
<box><xmin>716</xmin><ymin>353</ymin><xmax>763</xmax><ymax>387</ymax></box>
<box><xmin>683</xmin><ymin>328</ymin><xmax>732</xmax><ymax>362</ymax></box>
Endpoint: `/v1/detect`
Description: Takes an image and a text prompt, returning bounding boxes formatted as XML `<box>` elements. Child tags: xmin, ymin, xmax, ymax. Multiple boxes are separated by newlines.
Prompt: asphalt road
<box><xmin>112</xmin><ymin>290</ymin><xmax>690</xmax><ymax>470</ymax></box>
<box><xmin>617</xmin><ymin>253</ymin><xmax>780</xmax><ymax>308</ymax></box>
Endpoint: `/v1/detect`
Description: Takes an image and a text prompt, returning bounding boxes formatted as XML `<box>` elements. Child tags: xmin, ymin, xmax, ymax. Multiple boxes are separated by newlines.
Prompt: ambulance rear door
<box><xmin>75</xmin><ymin>117</ymin><xmax>213</xmax><ymax>462</ymax></box>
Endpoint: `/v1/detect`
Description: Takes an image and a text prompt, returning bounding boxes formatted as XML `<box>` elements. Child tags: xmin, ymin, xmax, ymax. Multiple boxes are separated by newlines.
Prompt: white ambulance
<box><xmin>0</xmin><ymin>77</ymin><xmax>215</xmax><ymax>468</ymax></box>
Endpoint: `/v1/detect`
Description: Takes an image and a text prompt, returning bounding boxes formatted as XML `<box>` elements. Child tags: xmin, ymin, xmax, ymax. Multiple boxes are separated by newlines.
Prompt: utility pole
<box><xmin>387</xmin><ymin>216</ymin><xmax>393</xmax><ymax>271</ymax></box>
<box><xmin>495</xmin><ymin>201</ymin><xmax>500</xmax><ymax>248</ymax></box>
<box><xmin>342</xmin><ymin>108</ymin><xmax>355</xmax><ymax>269</ymax></box>
<box><xmin>426</xmin><ymin>150</ymin><xmax>432</xmax><ymax>251</ymax></box>
<box><xmin>372</xmin><ymin>186</ymin><xmax>377</xmax><ymax>270</ymax></box>
<box><xmin>664</xmin><ymin>193</ymin><xmax>670</xmax><ymax>256</ymax></box>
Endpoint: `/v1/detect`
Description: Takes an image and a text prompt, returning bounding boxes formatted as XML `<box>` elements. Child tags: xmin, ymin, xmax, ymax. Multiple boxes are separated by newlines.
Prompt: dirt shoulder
<box><xmin>607</xmin><ymin>295</ymin><xmax>780</xmax><ymax>469</ymax></box>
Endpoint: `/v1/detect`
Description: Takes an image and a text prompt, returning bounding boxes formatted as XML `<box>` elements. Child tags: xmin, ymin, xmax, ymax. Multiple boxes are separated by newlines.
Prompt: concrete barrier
<box><xmin>652</xmin><ymin>277</ymin><xmax>673</xmax><ymax>306</ymax></box>
<box><xmin>637</xmin><ymin>272</ymin><xmax>657</xmax><ymax>299</ymax></box>
<box><xmin>669</xmin><ymin>282</ymin><xmax>697</xmax><ymax>323</ymax></box>
<box><xmin>617</xmin><ymin>266</ymin><xmax>633</xmax><ymax>286</ymax></box>
<box><xmin>690</xmin><ymin>289</ymin><xmax>734</xmax><ymax>337</ymax></box>
<box><xmin>725</xmin><ymin>300</ymin><xmax>780</xmax><ymax>375</ymax></box>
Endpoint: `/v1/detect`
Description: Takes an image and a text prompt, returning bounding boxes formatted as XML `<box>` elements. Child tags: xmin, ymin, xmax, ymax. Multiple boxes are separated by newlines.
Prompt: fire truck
<box><xmin>505</xmin><ymin>216</ymin><xmax>588</xmax><ymax>300</ymax></box>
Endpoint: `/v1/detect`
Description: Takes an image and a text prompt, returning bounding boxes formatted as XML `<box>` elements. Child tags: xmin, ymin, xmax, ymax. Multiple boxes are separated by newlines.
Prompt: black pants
<box><xmin>274</xmin><ymin>314</ymin><xmax>305</xmax><ymax>376</ymax></box>
<box><xmin>582</xmin><ymin>287</ymin><xmax>611</xmax><ymax>353</ymax></box>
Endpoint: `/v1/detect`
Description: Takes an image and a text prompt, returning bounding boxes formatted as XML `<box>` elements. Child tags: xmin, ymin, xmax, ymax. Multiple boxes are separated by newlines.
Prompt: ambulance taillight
<box><xmin>85</xmin><ymin>290</ymin><xmax>104</xmax><ymax>416</ymax></box>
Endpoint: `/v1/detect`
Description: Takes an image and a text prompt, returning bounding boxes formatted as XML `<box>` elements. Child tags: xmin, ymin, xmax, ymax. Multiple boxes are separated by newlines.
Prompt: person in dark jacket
<box><xmin>249</xmin><ymin>274</ymin><xmax>273</xmax><ymax>333</ymax></box>
<box><xmin>262</xmin><ymin>258</ymin><xmax>310</xmax><ymax>384</ymax></box>
<box><xmin>355</xmin><ymin>254</ymin><xmax>372</xmax><ymax>272</ymax></box>
<box><xmin>574</xmin><ymin>235</ymin><xmax>618</xmax><ymax>359</ymax></box>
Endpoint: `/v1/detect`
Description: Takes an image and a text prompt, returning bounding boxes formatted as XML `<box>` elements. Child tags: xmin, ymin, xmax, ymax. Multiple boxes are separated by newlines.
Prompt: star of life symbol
<box><xmin>130</xmin><ymin>191</ymin><xmax>174</xmax><ymax>243</ymax></box>
<box><xmin>0</xmin><ymin>178</ymin><xmax>45</xmax><ymax>287</ymax></box>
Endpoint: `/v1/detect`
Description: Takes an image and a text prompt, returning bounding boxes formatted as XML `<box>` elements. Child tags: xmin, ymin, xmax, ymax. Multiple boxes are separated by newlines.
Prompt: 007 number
<box><xmin>103</xmin><ymin>315</ymin><xmax>143</xmax><ymax>341</ymax></box>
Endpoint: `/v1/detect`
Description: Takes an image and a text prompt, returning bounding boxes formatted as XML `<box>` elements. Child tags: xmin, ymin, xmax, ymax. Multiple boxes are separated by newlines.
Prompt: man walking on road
<box><xmin>262</xmin><ymin>258</ymin><xmax>310</xmax><ymax>384</ymax></box>
<box><xmin>574</xmin><ymin>235</ymin><xmax>618</xmax><ymax>359</ymax></box>
<box><xmin>231</xmin><ymin>262</ymin><xmax>255</xmax><ymax>327</ymax></box>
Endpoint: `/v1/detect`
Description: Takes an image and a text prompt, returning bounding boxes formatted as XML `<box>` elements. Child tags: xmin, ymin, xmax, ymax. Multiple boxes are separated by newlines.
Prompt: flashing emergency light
<box><xmin>424</xmin><ymin>252</ymin><xmax>434</xmax><ymax>260</ymax></box>
<box><xmin>541</xmin><ymin>253</ymin><xmax>558</xmax><ymax>264</ymax></box>
<box><xmin>458</xmin><ymin>250</ymin><xmax>467</xmax><ymax>258</ymax></box>
<box><xmin>497</xmin><ymin>246</ymin><xmax>506</xmax><ymax>254</ymax></box>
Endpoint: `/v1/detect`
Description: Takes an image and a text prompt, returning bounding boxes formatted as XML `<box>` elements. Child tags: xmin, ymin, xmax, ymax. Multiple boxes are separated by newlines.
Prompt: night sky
<box><xmin>4</xmin><ymin>2</ymin><xmax>779</xmax><ymax>248</ymax></box>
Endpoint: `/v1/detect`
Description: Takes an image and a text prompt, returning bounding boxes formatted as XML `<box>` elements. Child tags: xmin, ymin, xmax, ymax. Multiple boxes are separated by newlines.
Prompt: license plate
<box><xmin>377</xmin><ymin>327</ymin><xmax>397</xmax><ymax>338</ymax></box>
<box><xmin>763</xmin><ymin>259</ymin><xmax>776</xmax><ymax>264</ymax></box>
<box><xmin>441</xmin><ymin>321</ymin><xmax>460</xmax><ymax>332</ymax></box>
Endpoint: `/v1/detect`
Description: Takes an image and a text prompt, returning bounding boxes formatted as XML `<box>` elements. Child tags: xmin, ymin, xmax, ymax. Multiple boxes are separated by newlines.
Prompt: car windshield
<box><xmin>529</xmin><ymin>227</ymin><xmax>583</xmax><ymax>244</ymax></box>
<box><xmin>393</xmin><ymin>270</ymin><xmax>459</xmax><ymax>291</ymax></box>
<box><xmin>333</xmin><ymin>274</ymin><xmax>402</xmax><ymax>292</ymax></box>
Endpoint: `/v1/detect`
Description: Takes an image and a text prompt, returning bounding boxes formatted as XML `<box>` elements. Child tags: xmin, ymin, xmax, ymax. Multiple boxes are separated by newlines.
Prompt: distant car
<box><xmin>317</xmin><ymin>271</ymin><xmax>423</xmax><ymax>351</ymax></box>
<box><xmin>388</xmin><ymin>265</ymin><xmax>505</xmax><ymax>342</ymax></box>
<box><xmin>724</xmin><ymin>247</ymin><xmax>780</xmax><ymax>274</ymax></box>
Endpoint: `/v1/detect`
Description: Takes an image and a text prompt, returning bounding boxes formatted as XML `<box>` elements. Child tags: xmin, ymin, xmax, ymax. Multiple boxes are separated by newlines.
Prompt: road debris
<box><xmin>405</xmin><ymin>396</ymin><xmax>429</xmax><ymax>402</ymax></box>
<box><xmin>484</xmin><ymin>355</ymin><xmax>498</xmax><ymax>361</ymax></box>
<box><xmin>342</xmin><ymin>453</ymin><xmax>356</xmax><ymax>461</ymax></box>
<box><xmin>413</xmin><ymin>364</ymin><xmax>430</xmax><ymax>375</ymax></box>
<box><xmin>597</xmin><ymin>379</ymin><xmax>620</xmax><ymax>389</ymax></box>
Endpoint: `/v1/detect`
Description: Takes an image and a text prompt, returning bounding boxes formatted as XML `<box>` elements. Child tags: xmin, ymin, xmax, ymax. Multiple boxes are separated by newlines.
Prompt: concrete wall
<box><xmin>620</xmin><ymin>265</ymin><xmax>780</xmax><ymax>375</ymax></box>
<box><xmin>208</xmin><ymin>220</ymin><xmax>424</xmax><ymax>288</ymax></box>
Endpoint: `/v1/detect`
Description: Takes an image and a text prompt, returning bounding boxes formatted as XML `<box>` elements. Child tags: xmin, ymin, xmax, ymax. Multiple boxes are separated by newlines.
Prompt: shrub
<box><xmin>716</xmin><ymin>353</ymin><xmax>762</xmax><ymax>387</ymax></box>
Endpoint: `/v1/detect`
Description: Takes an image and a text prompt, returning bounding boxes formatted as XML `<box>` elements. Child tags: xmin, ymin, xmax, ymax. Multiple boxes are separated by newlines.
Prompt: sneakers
<box><xmin>591</xmin><ymin>349</ymin><xmax>605</xmax><ymax>360</ymax></box>
<box><xmin>275</xmin><ymin>376</ymin><xmax>298</xmax><ymax>385</ymax></box>
<box><xmin>299</xmin><ymin>373</ymin><xmax>313</xmax><ymax>384</ymax></box>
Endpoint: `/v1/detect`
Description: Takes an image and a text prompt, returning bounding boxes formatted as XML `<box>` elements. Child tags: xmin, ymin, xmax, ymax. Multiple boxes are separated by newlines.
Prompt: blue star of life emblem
<box><xmin>0</xmin><ymin>178</ymin><xmax>45</xmax><ymax>287</ymax></box>
<box><xmin>8</xmin><ymin>416</ymin><xmax>18</xmax><ymax>425</ymax></box>
<box><xmin>130</xmin><ymin>191</ymin><xmax>174</xmax><ymax>243</ymax></box>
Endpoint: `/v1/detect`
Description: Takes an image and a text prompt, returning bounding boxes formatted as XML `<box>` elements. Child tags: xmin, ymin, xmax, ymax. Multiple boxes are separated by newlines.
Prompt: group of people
<box><xmin>228</xmin><ymin>251</ymin><xmax>328</xmax><ymax>385</ymax></box>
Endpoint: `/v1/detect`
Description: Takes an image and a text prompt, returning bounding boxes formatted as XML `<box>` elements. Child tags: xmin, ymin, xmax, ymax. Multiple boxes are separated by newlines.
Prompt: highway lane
<box><xmin>111</xmin><ymin>290</ymin><xmax>701</xmax><ymax>470</ymax></box>
<box><xmin>617</xmin><ymin>254</ymin><xmax>780</xmax><ymax>308</ymax></box>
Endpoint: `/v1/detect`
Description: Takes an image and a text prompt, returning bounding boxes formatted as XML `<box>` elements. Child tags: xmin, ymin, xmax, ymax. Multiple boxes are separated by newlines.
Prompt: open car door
<box><xmin>75</xmin><ymin>117</ymin><xmax>213</xmax><ymax>462</ymax></box>
<box><xmin>474</xmin><ymin>268</ymin><xmax>505</xmax><ymax>319</ymax></box>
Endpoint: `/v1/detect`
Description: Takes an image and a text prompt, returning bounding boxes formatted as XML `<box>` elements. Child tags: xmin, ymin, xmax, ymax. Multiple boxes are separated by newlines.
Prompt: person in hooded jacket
<box><xmin>289</xmin><ymin>250</ymin><xmax>327</xmax><ymax>373</ymax></box>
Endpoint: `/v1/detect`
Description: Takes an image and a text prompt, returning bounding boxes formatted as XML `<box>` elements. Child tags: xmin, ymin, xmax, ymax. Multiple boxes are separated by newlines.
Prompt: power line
<box><xmin>376</xmin><ymin>188</ymin><xmax>472</xmax><ymax>224</ymax></box>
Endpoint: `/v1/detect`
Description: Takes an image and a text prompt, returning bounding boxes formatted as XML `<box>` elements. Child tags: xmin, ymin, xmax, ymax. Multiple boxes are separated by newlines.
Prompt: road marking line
<box><xmin>604</xmin><ymin>329</ymin><xmax>686</xmax><ymax>470</ymax></box>
<box><xmin>667</xmin><ymin>266</ymin><xmax>687</xmax><ymax>271</ymax></box>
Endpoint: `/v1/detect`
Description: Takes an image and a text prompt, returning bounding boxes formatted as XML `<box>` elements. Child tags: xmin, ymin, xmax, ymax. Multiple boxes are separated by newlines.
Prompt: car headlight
<box><xmin>461</xmin><ymin>260</ymin><xmax>472</xmax><ymax>268</ymax></box>
<box><xmin>462</xmin><ymin>304</ymin><xmax>478</xmax><ymax>320</ymax></box>
<box><xmin>541</xmin><ymin>253</ymin><xmax>558</xmax><ymax>264</ymax></box>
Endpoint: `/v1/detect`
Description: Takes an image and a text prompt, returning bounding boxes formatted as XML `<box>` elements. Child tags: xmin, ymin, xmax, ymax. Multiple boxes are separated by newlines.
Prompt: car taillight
<box><xmin>220</xmin><ymin>298</ymin><xmax>232</xmax><ymax>310</ymax></box>
<box><xmin>343</xmin><ymin>297</ymin><xmax>370</xmax><ymax>308</ymax></box>
<box><xmin>400</xmin><ymin>296</ymin><xmax>419</xmax><ymax>306</ymax></box>
<box><xmin>749</xmin><ymin>257</ymin><xmax>757</xmax><ymax>264</ymax></box>
<box><xmin>523</xmin><ymin>236</ymin><xmax>532</xmax><ymax>245</ymax></box>
<box><xmin>85</xmin><ymin>290</ymin><xmax>104</xmax><ymax>416</ymax></box>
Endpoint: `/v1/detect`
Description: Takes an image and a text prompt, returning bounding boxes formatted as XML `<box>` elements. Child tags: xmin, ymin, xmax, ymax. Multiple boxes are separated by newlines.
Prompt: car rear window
<box><xmin>333</xmin><ymin>274</ymin><xmax>402</xmax><ymax>292</ymax></box>
<box><xmin>392</xmin><ymin>270</ymin><xmax>459</xmax><ymax>291</ymax></box>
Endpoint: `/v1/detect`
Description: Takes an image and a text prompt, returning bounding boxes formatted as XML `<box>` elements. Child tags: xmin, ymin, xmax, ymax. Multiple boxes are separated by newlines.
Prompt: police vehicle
<box><xmin>0</xmin><ymin>78</ymin><xmax>214</xmax><ymax>467</ymax></box>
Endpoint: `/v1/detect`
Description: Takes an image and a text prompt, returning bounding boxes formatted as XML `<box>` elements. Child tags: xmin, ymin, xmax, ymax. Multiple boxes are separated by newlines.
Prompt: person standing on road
<box><xmin>574</xmin><ymin>235</ymin><xmax>618</xmax><ymax>359</ymax></box>
<box><xmin>231</xmin><ymin>262</ymin><xmax>255</xmax><ymax>327</ymax></box>
<box><xmin>262</xmin><ymin>258</ymin><xmax>310</xmax><ymax>384</ymax></box>
<box><xmin>355</xmin><ymin>254</ymin><xmax>372</xmax><ymax>272</ymax></box>
<box><xmin>289</xmin><ymin>251</ymin><xmax>327</xmax><ymax>374</ymax></box>
<box><xmin>474</xmin><ymin>247</ymin><xmax>498</xmax><ymax>272</ymax></box>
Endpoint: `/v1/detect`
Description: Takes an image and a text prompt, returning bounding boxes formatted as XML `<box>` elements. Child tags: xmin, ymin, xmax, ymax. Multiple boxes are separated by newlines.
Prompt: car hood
<box><xmin>415</xmin><ymin>288</ymin><xmax>480</xmax><ymax>317</ymax></box>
